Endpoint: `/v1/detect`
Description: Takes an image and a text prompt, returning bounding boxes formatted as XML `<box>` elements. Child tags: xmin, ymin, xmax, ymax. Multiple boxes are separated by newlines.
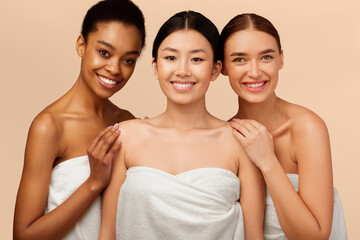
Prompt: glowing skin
<box><xmin>100</xmin><ymin>27</ymin><xmax>265</xmax><ymax>240</ymax></box>
<box><xmin>13</xmin><ymin>21</ymin><xmax>142</xmax><ymax>240</ymax></box>
<box><xmin>152</xmin><ymin>29</ymin><xmax>219</xmax><ymax>106</ymax></box>
<box><xmin>222</xmin><ymin>29</ymin><xmax>283</xmax><ymax>104</ymax></box>
<box><xmin>77</xmin><ymin>22</ymin><xmax>142</xmax><ymax>99</ymax></box>
<box><xmin>224</xmin><ymin>28</ymin><xmax>334</xmax><ymax>239</ymax></box>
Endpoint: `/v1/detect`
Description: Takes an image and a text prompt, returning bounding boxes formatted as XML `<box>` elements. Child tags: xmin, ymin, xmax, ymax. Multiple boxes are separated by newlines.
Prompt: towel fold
<box><xmin>116</xmin><ymin>167</ymin><xmax>244</xmax><ymax>240</ymax></box>
<box><xmin>45</xmin><ymin>156</ymin><xmax>101</xmax><ymax>240</ymax></box>
<box><xmin>264</xmin><ymin>174</ymin><xmax>347</xmax><ymax>240</ymax></box>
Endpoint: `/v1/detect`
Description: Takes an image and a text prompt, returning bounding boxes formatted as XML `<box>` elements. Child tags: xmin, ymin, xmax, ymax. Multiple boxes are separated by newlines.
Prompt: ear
<box><xmin>279</xmin><ymin>49</ymin><xmax>284</xmax><ymax>70</ymax></box>
<box><xmin>151</xmin><ymin>58</ymin><xmax>159</xmax><ymax>80</ymax></box>
<box><xmin>76</xmin><ymin>35</ymin><xmax>86</xmax><ymax>57</ymax></box>
<box><xmin>210</xmin><ymin>60</ymin><xmax>222</xmax><ymax>82</ymax></box>
<box><xmin>221</xmin><ymin>63</ymin><xmax>228</xmax><ymax>76</ymax></box>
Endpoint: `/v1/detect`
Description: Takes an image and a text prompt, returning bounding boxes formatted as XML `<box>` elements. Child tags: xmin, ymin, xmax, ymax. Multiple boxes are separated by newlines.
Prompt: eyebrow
<box><xmin>230</xmin><ymin>48</ymin><xmax>276</xmax><ymax>56</ymax></box>
<box><xmin>97</xmin><ymin>40</ymin><xmax>140</xmax><ymax>55</ymax></box>
<box><xmin>162</xmin><ymin>47</ymin><xmax>206</xmax><ymax>54</ymax></box>
<box><xmin>98</xmin><ymin>40</ymin><xmax>115</xmax><ymax>50</ymax></box>
<box><xmin>260</xmin><ymin>49</ymin><xmax>276</xmax><ymax>54</ymax></box>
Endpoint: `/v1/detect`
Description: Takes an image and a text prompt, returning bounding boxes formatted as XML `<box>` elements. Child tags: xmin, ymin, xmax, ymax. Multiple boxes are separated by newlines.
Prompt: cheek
<box><xmin>84</xmin><ymin>52</ymin><xmax>103</xmax><ymax>69</ymax></box>
<box><xmin>156</xmin><ymin>62</ymin><xmax>174</xmax><ymax>79</ymax></box>
<box><xmin>227</xmin><ymin>66</ymin><xmax>246</xmax><ymax>83</ymax></box>
<box><xmin>264</xmin><ymin>64</ymin><xmax>280</xmax><ymax>78</ymax></box>
<box><xmin>193</xmin><ymin>64</ymin><xmax>214</xmax><ymax>80</ymax></box>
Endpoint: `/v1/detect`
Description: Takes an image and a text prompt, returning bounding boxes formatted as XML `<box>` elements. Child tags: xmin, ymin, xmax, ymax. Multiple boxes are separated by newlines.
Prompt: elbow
<box><xmin>13</xmin><ymin>227</ymin><xmax>37</xmax><ymax>240</ymax></box>
<box><xmin>13</xmin><ymin>226</ymin><xmax>24</xmax><ymax>240</ymax></box>
<box><xmin>285</xmin><ymin>228</ymin><xmax>331</xmax><ymax>240</ymax></box>
<box><xmin>316</xmin><ymin>229</ymin><xmax>331</xmax><ymax>240</ymax></box>
<box><xmin>13</xmin><ymin>231</ymin><xmax>26</xmax><ymax>240</ymax></box>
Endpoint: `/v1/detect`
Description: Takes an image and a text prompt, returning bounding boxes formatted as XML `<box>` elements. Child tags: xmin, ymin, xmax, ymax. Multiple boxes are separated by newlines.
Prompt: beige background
<box><xmin>1</xmin><ymin>0</ymin><xmax>359</xmax><ymax>238</ymax></box>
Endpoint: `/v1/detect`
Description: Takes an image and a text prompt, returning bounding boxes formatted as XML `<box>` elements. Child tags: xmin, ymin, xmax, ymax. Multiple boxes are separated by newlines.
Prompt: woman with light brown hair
<box><xmin>221</xmin><ymin>13</ymin><xmax>347</xmax><ymax>239</ymax></box>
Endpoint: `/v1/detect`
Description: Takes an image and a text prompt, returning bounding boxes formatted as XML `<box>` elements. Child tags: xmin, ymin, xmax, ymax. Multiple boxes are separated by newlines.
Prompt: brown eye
<box><xmin>123</xmin><ymin>58</ymin><xmax>135</xmax><ymax>65</ymax></box>
<box><xmin>191</xmin><ymin>57</ymin><xmax>203</xmax><ymax>62</ymax></box>
<box><xmin>165</xmin><ymin>56</ymin><xmax>176</xmax><ymax>61</ymax></box>
<box><xmin>99</xmin><ymin>50</ymin><xmax>110</xmax><ymax>57</ymax></box>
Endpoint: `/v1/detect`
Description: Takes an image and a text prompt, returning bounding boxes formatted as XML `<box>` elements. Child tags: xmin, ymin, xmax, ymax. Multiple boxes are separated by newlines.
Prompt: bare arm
<box><xmin>13</xmin><ymin>114</ymin><xmax>121</xmax><ymax>240</ymax></box>
<box><xmin>238</xmin><ymin>145</ymin><xmax>265</xmax><ymax>240</ymax></box>
<box><xmin>99</xmin><ymin>129</ymin><xmax>128</xmax><ymax>239</ymax></box>
<box><xmin>231</xmin><ymin>118</ymin><xmax>333</xmax><ymax>240</ymax></box>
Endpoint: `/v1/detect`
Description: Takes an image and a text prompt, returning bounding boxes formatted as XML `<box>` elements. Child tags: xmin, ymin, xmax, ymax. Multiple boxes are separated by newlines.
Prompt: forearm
<box><xmin>241</xmin><ymin>163</ymin><xmax>265</xmax><ymax>239</ymax></box>
<box><xmin>14</xmin><ymin>179</ymin><xmax>102</xmax><ymax>240</ymax></box>
<box><xmin>99</xmin><ymin>187</ymin><xmax>118</xmax><ymax>240</ymax></box>
<box><xmin>261</xmin><ymin>160</ymin><xmax>330</xmax><ymax>240</ymax></box>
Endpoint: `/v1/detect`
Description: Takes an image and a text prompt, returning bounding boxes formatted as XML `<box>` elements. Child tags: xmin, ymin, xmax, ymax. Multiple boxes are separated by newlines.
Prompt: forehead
<box><xmin>159</xmin><ymin>29</ymin><xmax>212</xmax><ymax>52</ymax></box>
<box><xmin>224</xmin><ymin>29</ymin><xmax>278</xmax><ymax>53</ymax></box>
<box><xmin>87</xmin><ymin>22</ymin><xmax>141</xmax><ymax>48</ymax></box>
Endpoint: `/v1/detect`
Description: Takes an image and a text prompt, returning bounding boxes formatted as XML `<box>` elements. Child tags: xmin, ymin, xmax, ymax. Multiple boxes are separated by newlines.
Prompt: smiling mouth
<box><xmin>98</xmin><ymin>74</ymin><xmax>118</xmax><ymax>85</ymax></box>
<box><xmin>171</xmin><ymin>81</ymin><xmax>196</xmax><ymax>88</ymax></box>
<box><xmin>243</xmin><ymin>81</ymin><xmax>267</xmax><ymax>88</ymax></box>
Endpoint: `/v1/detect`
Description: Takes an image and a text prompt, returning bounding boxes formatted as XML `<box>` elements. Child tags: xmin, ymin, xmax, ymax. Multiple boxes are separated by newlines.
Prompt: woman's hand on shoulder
<box><xmin>230</xmin><ymin>118</ymin><xmax>276</xmax><ymax>170</ymax></box>
<box><xmin>86</xmin><ymin>123</ymin><xmax>122</xmax><ymax>191</ymax></box>
<box><xmin>87</xmin><ymin>118</ymin><xmax>142</xmax><ymax>190</ymax></box>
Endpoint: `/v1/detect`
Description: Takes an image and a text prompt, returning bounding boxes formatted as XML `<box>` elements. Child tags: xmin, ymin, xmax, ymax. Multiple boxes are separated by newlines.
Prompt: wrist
<box><xmin>259</xmin><ymin>155</ymin><xmax>278</xmax><ymax>174</ymax></box>
<box><xmin>85</xmin><ymin>177</ymin><xmax>107</xmax><ymax>193</ymax></box>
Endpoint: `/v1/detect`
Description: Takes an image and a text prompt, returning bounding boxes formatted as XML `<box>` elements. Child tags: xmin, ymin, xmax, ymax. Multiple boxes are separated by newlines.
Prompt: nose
<box><xmin>247</xmin><ymin>60</ymin><xmax>261</xmax><ymax>79</ymax></box>
<box><xmin>105</xmin><ymin>59</ymin><xmax>121</xmax><ymax>75</ymax></box>
<box><xmin>175</xmin><ymin>59</ymin><xmax>190</xmax><ymax>77</ymax></box>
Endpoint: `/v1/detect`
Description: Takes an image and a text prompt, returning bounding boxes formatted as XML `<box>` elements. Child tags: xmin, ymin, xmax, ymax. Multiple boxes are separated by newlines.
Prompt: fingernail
<box><xmin>107</xmin><ymin>126</ymin><xmax>113</xmax><ymax>129</ymax></box>
<box><xmin>113</xmin><ymin>123</ymin><xmax>119</xmax><ymax>129</ymax></box>
<box><xmin>118</xmin><ymin>140</ymin><xmax>122</xmax><ymax>145</ymax></box>
<box><xmin>116</xmin><ymin>129</ymin><xmax>120</xmax><ymax>134</ymax></box>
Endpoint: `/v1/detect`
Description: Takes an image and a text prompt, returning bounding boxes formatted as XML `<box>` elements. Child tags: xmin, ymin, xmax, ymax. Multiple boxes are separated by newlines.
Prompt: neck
<box><xmin>234</xmin><ymin>94</ymin><xmax>281</xmax><ymax>132</ymax></box>
<box><xmin>161</xmin><ymin>97</ymin><xmax>212</xmax><ymax>130</ymax></box>
<box><xmin>66</xmin><ymin>75</ymin><xmax>109</xmax><ymax>118</ymax></box>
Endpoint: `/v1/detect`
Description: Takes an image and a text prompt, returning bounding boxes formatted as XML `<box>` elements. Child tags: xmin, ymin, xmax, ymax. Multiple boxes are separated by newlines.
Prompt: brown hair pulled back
<box><xmin>220</xmin><ymin>13</ymin><xmax>281</xmax><ymax>58</ymax></box>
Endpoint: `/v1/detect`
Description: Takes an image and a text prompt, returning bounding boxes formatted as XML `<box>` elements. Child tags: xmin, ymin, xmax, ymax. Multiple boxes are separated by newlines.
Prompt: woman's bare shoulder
<box><xmin>117</xmin><ymin>118</ymin><xmax>153</xmax><ymax>139</ymax></box>
<box><xmin>30</xmin><ymin>109</ymin><xmax>62</xmax><ymax>139</ymax></box>
<box><xmin>107</xmin><ymin>100</ymin><xmax>135</xmax><ymax>122</ymax></box>
<box><xmin>217</xmin><ymin>122</ymin><xmax>247</xmax><ymax>151</ymax></box>
<box><xmin>281</xmin><ymin>99</ymin><xmax>328</xmax><ymax>137</ymax></box>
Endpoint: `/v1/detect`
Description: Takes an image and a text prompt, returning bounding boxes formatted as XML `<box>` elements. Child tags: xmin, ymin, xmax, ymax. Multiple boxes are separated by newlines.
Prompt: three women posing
<box><xmin>14</xmin><ymin>2</ymin><xmax>347</xmax><ymax>239</ymax></box>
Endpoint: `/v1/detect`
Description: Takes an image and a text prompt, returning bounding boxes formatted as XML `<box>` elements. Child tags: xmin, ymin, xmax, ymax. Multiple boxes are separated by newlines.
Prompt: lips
<box><xmin>242</xmin><ymin>80</ymin><xmax>268</xmax><ymax>92</ymax></box>
<box><xmin>97</xmin><ymin>74</ymin><xmax>120</xmax><ymax>89</ymax></box>
<box><xmin>170</xmin><ymin>81</ymin><xmax>196</xmax><ymax>92</ymax></box>
<box><xmin>245</xmin><ymin>82</ymin><xmax>265</xmax><ymax>88</ymax></box>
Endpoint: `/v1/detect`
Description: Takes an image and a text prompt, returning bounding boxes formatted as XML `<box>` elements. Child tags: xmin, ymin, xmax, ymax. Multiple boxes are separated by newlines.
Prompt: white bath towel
<box><xmin>264</xmin><ymin>174</ymin><xmax>347</xmax><ymax>240</ymax></box>
<box><xmin>45</xmin><ymin>156</ymin><xmax>101</xmax><ymax>240</ymax></box>
<box><xmin>116</xmin><ymin>167</ymin><xmax>244</xmax><ymax>240</ymax></box>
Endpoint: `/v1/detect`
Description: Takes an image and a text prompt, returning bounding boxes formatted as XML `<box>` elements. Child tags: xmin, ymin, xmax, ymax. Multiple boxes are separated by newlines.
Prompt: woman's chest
<box><xmin>124</xmin><ymin>132</ymin><xmax>239</xmax><ymax>175</ymax></box>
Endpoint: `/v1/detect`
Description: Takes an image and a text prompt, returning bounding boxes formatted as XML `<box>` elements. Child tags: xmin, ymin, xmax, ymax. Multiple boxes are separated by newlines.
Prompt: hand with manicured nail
<box><xmin>87</xmin><ymin>123</ymin><xmax>122</xmax><ymax>190</ymax></box>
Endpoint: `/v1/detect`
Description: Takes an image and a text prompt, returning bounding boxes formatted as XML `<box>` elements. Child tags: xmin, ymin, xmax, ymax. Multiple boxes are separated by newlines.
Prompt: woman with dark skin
<box><xmin>221</xmin><ymin>13</ymin><xmax>347</xmax><ymax>239</ymax></box>
<box><xmin>13</xmin><ymin>1</ymin><xmax>145</xmax><ymax>239</ymax></box>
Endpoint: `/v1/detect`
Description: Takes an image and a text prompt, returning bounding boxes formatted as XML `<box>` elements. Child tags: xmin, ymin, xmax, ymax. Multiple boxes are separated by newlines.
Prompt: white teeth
<box><xmin>245</xmin><ymin>82</ymin><xmax>265</xmax><ymax>88</ymax></box>
<box><xmin>172</xmin><ymin>82</ymin><xmax>193</xmax><ymax>88</ymax></box>
<box><xmin>99</xmin><ymin>75</ymin><xmax>117</xmax><ymax>85</ymax></box>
